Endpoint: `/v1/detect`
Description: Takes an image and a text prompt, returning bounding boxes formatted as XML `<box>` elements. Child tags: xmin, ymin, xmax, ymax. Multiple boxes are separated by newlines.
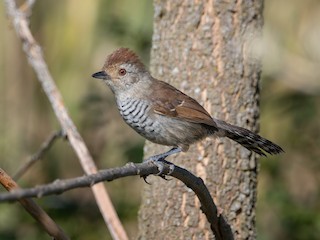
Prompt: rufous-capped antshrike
<box><xmin>92</xmin><ymin>48</ymin><xmax>283</xmax><ymax>162</ymax></box>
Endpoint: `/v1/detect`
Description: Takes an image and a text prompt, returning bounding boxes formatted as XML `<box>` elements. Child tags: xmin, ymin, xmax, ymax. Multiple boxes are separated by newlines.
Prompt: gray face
<box><xmin>93</xmin><ymin>62</ymin><xmax>145</xmax><ymax>95</ymax></box>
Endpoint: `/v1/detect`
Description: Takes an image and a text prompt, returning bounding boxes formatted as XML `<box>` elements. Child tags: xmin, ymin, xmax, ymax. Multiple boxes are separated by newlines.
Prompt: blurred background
<box><xmin>0</xmin><ymin>0</ymin><xmax>319</xmax><ymax>239</ymax></box>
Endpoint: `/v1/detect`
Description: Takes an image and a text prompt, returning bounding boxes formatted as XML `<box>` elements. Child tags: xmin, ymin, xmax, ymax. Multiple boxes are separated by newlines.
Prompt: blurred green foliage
<box><xmin>0</xmin><ymin>0</ymin><xmax>320</xmax><ymax>239</ymax></box>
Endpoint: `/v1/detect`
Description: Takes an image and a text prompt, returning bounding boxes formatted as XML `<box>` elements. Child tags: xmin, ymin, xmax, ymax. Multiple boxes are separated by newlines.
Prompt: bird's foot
<box><xmin>151</xmin><ymin>158</ymin><xmax>175</xmax><ymax>178</ymax></box>
<box><xmin>142</xmin><ymin>148</ymin><xmax>180</xmax><ymax>182</ymax></box>
<box><xmin>141</xmin><ymin>159</ymin><xmax>175</xmax><ymax>182</ymax></box>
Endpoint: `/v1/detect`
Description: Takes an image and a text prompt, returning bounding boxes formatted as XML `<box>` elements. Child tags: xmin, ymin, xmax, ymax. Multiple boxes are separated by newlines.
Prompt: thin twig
<box><xmin>4</xmin><ymin>1</ymin><xmax>128</xmax><ymax>239</ymax></box>
<box><xmin>14</xmin><ymin>130</ymin><xmax>64</xmax><ymax>180</ymax></box>
<box><xmin>0</xmin><ymin>168</ymin><xmax>69</xmax><ymax>240</ymax></box>
<box><xmin>0</xmin><ymin>161</ymin><xmax>234</xmax><ymax>240</ymax></box>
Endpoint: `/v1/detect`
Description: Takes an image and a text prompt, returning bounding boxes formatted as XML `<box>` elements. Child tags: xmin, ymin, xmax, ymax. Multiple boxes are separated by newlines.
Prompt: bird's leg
<box><xmin>143</xmin><ymin>147</ymin><xmax>181</xmax><ymax>179</ymax></box>
<box><xmin>147</xmin><ymin>147</ymin><xmax>182</xmax><ymax>162</ymax></box>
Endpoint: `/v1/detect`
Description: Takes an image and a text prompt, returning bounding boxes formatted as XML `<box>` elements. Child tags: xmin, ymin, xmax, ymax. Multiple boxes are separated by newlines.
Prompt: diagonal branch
<box><xmin>0</xmin><ymin>168</ymin><xmax>69</xmax><ymax>240</ymax></box>
<box><xmin>13</xmin><ymin>130</ymin><xmax>64</xmax><ymax>180</ymax></box>
<box><xmin>0</xmin><ymin>161</ymin><xmax>234</xmax><ymax>240</ymax></box>
<box><xmin>4</xmin><ymin>1</ymin><xmax>128</xmax><ymax>239</ymax></box>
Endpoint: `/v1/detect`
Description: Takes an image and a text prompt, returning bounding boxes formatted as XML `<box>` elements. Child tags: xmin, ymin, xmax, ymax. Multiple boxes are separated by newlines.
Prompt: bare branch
<box><xmin>0</xmin><ymin>161</ymin><xmax>234</xmax><ymax>240</ymax></box>
<box><xmin>4</xmin><ymin>1</ymin><xmax>128</xmax><ymax>239</ymax></box>
<box><xmin>170</xmin><ymin>164</ymin><xmax>234</xmax><ymax>240</ymax></box>
<box><xmin>19</xmin><ymin>0</ymin><xmax>36</xmax><ymax>16</ymax></box>
<box><xmin>0</xmin><ymin>168</ymin><xmax>69</xmax><ymax>240</ymax></box>
<box><xmin>13</xmin><ymin>130</ymin><xmax>64</xmax><ymax>180</ymax></box>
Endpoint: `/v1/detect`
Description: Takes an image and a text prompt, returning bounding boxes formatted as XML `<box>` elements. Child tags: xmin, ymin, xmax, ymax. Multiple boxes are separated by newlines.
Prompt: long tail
<box><xmin>214</xmin><ymin>119</ymin><xmax>284</xmax><ymax>156</ymax></box>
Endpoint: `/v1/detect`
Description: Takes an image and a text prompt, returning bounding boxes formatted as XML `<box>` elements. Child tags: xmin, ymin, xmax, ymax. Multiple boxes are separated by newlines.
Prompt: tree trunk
<box><xmin>138</xmin><ymin>1</ymin><xmax>263</xmax><ymax>239</ymax></box>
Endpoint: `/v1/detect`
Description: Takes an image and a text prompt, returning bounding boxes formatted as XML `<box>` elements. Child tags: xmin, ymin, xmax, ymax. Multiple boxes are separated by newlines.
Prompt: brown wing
<box><xmin>149</xmin><ymin>79</ymin><xmax>217</xmax><ymax>127</ymax></box>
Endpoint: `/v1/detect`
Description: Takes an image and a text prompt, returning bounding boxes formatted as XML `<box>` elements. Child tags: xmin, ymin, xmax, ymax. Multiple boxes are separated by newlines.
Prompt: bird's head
<box><xmin>92</xmin><ymin>48</ymin><xmax>150</xmax><ymax>95</ymax></box>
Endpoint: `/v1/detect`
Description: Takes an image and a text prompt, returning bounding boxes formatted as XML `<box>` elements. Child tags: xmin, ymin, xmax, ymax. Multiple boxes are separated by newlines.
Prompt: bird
<box><xmin>92</xmin><ymin>48</ymin><xmax>283</xmax><ymax>162</ymax></box>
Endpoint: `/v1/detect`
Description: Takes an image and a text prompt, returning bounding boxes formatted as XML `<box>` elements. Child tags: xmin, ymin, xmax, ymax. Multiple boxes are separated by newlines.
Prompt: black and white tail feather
<box><xmin>215</xmin><ymin>119</ymin><xmax>284</xmax><ymax>156</ymax></box>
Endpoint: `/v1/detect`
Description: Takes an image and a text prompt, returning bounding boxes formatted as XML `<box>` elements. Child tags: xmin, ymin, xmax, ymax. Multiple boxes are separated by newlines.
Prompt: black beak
<box><xmin>92</xmin><ymin>71</ymin><xmax>109</xmax><ymax>80</ymax></box>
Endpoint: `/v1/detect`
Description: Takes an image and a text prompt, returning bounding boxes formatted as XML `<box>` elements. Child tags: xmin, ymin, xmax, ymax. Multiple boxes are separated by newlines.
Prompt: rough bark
<box><xmin>138</xmin><ymin>0</ymin><xmax>263</xmax><ymax>240</ymax></box>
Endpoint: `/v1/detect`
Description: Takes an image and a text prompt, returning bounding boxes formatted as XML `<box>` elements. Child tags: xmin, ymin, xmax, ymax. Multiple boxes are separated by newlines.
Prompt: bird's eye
<box><xmin>118</xmin><ymin>68</ymin><xmax>126</xmax><ymax>76</ymax></box>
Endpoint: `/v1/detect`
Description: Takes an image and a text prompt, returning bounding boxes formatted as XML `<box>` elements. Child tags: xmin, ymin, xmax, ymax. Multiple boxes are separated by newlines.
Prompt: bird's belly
<box><xmin>117</xmin><ymin>98</ymin><xmax>209</xmax><ymax>148</ymax></box>
<box><xmin>118</xmin><ymin>98</ymin><xmax>164</xmax><ymax>143</ymax></box>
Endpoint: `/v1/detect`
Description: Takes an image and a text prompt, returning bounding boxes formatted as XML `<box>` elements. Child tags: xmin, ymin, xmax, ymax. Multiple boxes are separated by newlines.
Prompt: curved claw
<box><xmin>153</xmin><ymin>160</ymin><xmax>165</xmax><ymax>176</ymax></box>
<box><xmin>141</xmin><ymin>175</ymin><xmax>151</xmax><ymax>184</ymax></box>
<box><xmin>159</xmin><ymin>175</ymin><xmax>172</xmax><ymax>181</ymax></box>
